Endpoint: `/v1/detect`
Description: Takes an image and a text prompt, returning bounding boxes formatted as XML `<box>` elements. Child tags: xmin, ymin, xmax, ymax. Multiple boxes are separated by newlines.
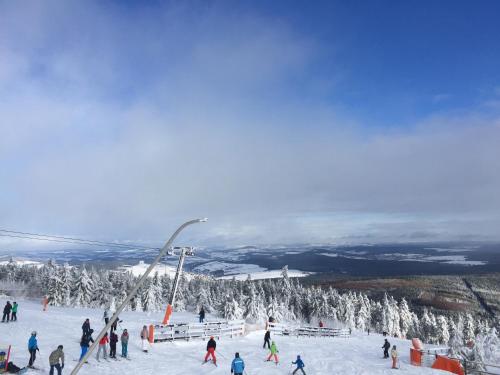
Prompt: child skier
<box><xmin>28</xmin><ymin>331</ymin><xmax>39</xmax><ymax>368</ymax></box>
<box><xmin>230</xmin><ymin>352</ymin><xmax>244</xmax><ymax>375</ymax></box>
<box><xmin>120</xmin><ymin>329</ymin><xmax>129</xmax><ymax>358</ymax></box>
<box><xmin>109</xmin><ymin>331</ymin><xmax>118</xmax><ymax>359</ymax></box>
<box><xmin>48</xmin><ymin>345</ymin><xmax>64</xmax><ymax>375</ymax></box>
<box><xmin>266</xmin><ymin>341</ymin><xmax>279</xmax><ymax>365</ymax></box>
<box><xmin>11</xmin><ymin>302</ymin><xmax>18</xmax><ymax>321</ymax></box>
<box><xmin>382</xmin><ymin>339</ymin><xmax>391</xmax><ymax>358</ymax></box>
<box><xmin>292</xmin><ymin>355</ymin><xmax>306</xmax><ymax>374</ymax></box>
<box><xmin>204</xmin><ymin>336</ymin><xmax>217</xmax><ymax>365</ymax></box>
<box><xmin>140</xmin><ymin>325</ymin><xmax>149</xmax><ymax>353</ymax></box>
<box><xmin>80</xmin><ymin>329</ymin><xmax>94</xmax><ymax>362</ymax></box>
<box><xmin>263</xmin><ymin>330</ymin><xmax>271</xmax><ymax>349</ymax></box>
<box><xmin>391</xmin><ymin>345</ymin><xmax>398</xmax><ymax>369</ymax></box>
<box><xmin>96</xmin><ymin>332</ymin><xmax>109</xmax><ymax>361</ymax></box>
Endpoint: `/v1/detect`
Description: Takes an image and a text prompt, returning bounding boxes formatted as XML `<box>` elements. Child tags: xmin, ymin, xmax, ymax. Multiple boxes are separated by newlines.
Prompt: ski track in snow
<box><xmin>1</xmin><ymin>299</ymin><xmax>449</xmax><ymax>374</ymax></box>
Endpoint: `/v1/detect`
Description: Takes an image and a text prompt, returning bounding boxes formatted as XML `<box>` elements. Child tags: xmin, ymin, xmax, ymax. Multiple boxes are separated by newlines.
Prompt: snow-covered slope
<box><xmin>1</xmin><ymin>299</ymin><xmax>449</xmax><ymax>375</ymax></box>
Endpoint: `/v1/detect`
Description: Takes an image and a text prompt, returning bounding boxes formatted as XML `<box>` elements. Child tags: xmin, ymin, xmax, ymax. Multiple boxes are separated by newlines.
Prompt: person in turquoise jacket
<box><xmin>292</xmin><ymin>355</ymin><xmax>306</xmax><ymax>374</ymax></box>
<box><xmin>28</xmin><ymin>331</ymin><xmax>39</xmax><ymax>368</ymax></box>
<box><xmin>231</xmin><ymin>352</ymin><xmax>245</xmax><ymax>375</ymax></box>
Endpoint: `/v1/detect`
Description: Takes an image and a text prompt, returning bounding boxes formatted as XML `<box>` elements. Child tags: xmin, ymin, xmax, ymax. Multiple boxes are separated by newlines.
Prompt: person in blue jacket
<box><xmin>28</xmin><ymin>331</ymin><xmax>39</xmax><ymax>368</ymax></box>
<box><xmin>231</xmin><ymin>352</ymin><xmax>245</xmax><ymax>375</ymax></box>
<box><xmin>292</xmin><ymin>355</ymin><xmax>306</xmax><ymax>375</ymax></box>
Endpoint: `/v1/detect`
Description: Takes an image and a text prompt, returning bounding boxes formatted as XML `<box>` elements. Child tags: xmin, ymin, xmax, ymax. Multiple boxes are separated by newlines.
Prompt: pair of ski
<box><xmin>202</xmin><ymin>359</ymin><xmax>217</xmax><ymax>367</ymax></box>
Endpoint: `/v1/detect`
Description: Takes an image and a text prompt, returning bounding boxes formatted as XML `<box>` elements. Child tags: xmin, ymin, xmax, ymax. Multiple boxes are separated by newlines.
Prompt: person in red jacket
<box><xmin>204</xmin><ymin>336</ymin><xmax>217</xmax><ymax>365</ymax></box>
<box><xmin>96</xmin><ymin>332</ymin><xmax>109</xmax><ymax>361</ymax></box>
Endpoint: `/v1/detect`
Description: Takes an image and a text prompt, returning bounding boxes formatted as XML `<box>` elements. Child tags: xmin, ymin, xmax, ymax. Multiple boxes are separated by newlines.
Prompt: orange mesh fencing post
<box><xmin>42</xmin><ymin>296</ymin><xmax>48</xmax><ymax>311</ymax></box>
<box><xmin>162</xmin><ymin>304</ymin><xmax>173</xmax><ymax>325</ymax></box>
<box><xmin>431</xmin><ymin>355</ymin><xmax>464</xmax><ymax>375</ymax></box>
<box><xmin>410</xmin><ymin>348</ymin><xmax>422</xmax><ymax>366</ymax></box>
<box><xmin>148</xmin><ymin>324</ymin><xmax>154</xmax><ymax>344</ymax></box>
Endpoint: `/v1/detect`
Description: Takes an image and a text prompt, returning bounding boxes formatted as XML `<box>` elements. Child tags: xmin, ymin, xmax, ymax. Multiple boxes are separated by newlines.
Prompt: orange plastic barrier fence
<box><xmin>410</xmin><ymin>348</ymin><xmax>422</xmax><ymax>366</ymax></box>
<box><xmin>148</xmin><ymin>324</ymin><xmax>154</xmax><ymax>344</ymax></box>
<box><xmin>412</xmin><ymin>338</ymin><xmax>423</xmax><ymax>350</ymax></box>
<box><xmin>431</xmin><ymin>355</ymin><xmax>464</xmax><ymax>375</ymax></box>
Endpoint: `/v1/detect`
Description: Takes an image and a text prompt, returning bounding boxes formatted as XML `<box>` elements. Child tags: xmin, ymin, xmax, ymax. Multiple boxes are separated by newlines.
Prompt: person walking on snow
<box><xmin>96</xmin><ymin>332</ymin><xmax>109</xmax><ymax>361</ymax></box>
<box><xmin>140</xmin><ymin>325</ymin><xmax>149</xmax><ymax>353</ymax></box>
<box><xmin>2</xmin><ymin>301</ymin><xmax>12</xmax><ymax>322</ymax></box>
<box><xmin>292</xmin><ymin>355</ymin><xmax>306</xmax><ymax>375</ymax></box>
<box><xmin>11</xmin><ymin>302</ymin><xmax>18</xmax><ymax>321</ymax></box>
<box><xmin>110</xmin><ymin>316</ymin><xmax>121</xmax><ymax>332</ymax></box>
<box><xmin>79</xmin><ymin>329</ymin><xmax>94</xmax><ymax>362</ymax></box>
<box><xmin>199</xmin><ymin>307</ymin><xmax>205</xmax><ymax>323</ymax></box>
<box><xmin>28</xmin><ymin>331</ymin><xmax>39</xmax><ymax>368</ymax></box>
<box><xmin>48</xmin><ymin>345</ymin><xmax>64</xmax><ymax>375</ymax></box>
<box><xmin>120</xmin><ymin>329</ymin><xmax>129</xmax><ymax>358</ymax></box>
<box><xmin>109</xmin><ymin>331</ymin><xmax>118</xmax><ymax>358</ymax></box>
<box><xmin>103</xmin><ymin>308</ymin><xmax>110</xmax><ymax>325</ymax></box>
<box><xmin>266</xmin><ymin>341</ymin><xmax>279</xmax><ymax>364</ymax></box>
<box><xmin>231</xmin><ymin>352</ymin><xmax>245</xmax><ymax>375</ymax></box>
<box><xmin>382</xmin><ymin>339</ymin><xmax>391</xmax><ymax>358</ymax></box>
<box><xmin>204</xmin><ymin>336</ymin><xmax>217</xmax><ymax>365</ymax></box>
<box><xmin>391</xmin><ymin>345</ymin><xmax>398</xmax><ymax>369</ymax></box>
<box><xmin>81</xmin><ymin>319</ymin><xmax>91</xmax><ymax>336</ymax></box>
<box><xmin>263</xmin><ymin>329</ymin><xmax>271</xmax><ymax>349</ymax></box>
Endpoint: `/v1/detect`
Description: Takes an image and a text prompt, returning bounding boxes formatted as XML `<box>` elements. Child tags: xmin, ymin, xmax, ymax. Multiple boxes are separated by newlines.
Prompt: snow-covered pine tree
<box><xmin>436</xmin><ymin>315</ymin><xmax>450</xmax><ymax>344</ymax></box>
<box><xmin>223</xmin><ymin>295</ymin><xmax>243</xmax><ymax>320</ymax></box>
<box><xmin>73</xmin><ymin>267</ymin><xmax>94</xmax><ymax>307</ymax></box>
<box><xmin>399</xmin><ymin>298</ymin><xmax>413</xmax><ymax>338</ymax></box>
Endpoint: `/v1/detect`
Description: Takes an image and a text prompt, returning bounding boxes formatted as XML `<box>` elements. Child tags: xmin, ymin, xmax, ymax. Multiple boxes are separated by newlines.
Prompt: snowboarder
<box><xmin>391</xmin><ymin>345</ymin><xmax>398</xmax><ymax>369</ymax></box>
<box><xmin>96</xmin><ymin>332</ymin><xmax>109</xmax><ymax>361</ymax></box>
<box><xmin>28</xmin><ymin>331</ymin><xmax>39</xmax><ymax>368</ymax></box>
<box><xmin>11</xmin><ymin>302</ymin><xmax>18</xmax><ymax>322</ymax></box>
<box><xmin>230</xmin><ymin>352</ymin><xmax>244</xmax><ymax>375</ymax></box>
<box><xmin>110</xmin><ymin>316</ymin><xmax>121</xmax><ymax>332</ymax></box>
<box><xmin>199</xmin><ymin>307</ymin><xmax>205</xmax><ymax>323</ymax></box>
<box><xmin>292</xmin><ymin>355</ymin><xmax>306</xmax><ymax>375</ymax></box>
<box><xmin>109</xmin><ymin>331</ymin><xmax>118</xmax><ymax>358</ymax></box>
<box><xmin>140</xmin><ymin>325</ymin><xmax>149</xmax><ymax>353</ymax></box>
<box><xmin>103</xmin><ymin>308</ymin><xmax>110</xmax><ymax>325</ymax></box>
<box><xmin>120</xmin><ymin>329</ymin><xmax>129</xmax><ymax>358</ymax></box>
<box><xmin>204</xmin><ymin>336</ymin><xmax>217</xmax><ymax>365</ymax></box>
<box><xmin>263</xmin><ymin>330</ymin><xmax>271</xmax><ymax>349</ymax></box>
<box><xmin>81</xmin><ymin>319</ymin><xmax>91</xmax><ymax>336</ymax></box>
<box><xmin>266</xmin><ymin>341</ymin><xmax>279</xmax><ymax>364</ymax></box>
<box><xmin>49</xmin><ymin>345</ymin><xmax>64</xmax><ymax>375</ymax></box>
<box><xmin>382</xmin><ymin>339</ymin><xmax>391</xmax><ymax>358</ymax></box>
<box><xmin>2</xmin><ymin>301</ymin><xmax>12</xmax><ymax>322</ymax></box>
<box><xmin>79</xmin><ymin>329</ymin><xmax>94</xmax><ymax>362</ymax></box>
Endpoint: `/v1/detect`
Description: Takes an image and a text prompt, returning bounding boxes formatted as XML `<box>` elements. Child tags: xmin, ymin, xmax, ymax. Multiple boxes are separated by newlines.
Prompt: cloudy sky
<box><xmin>1</xmin><ymin>0</ymin><xmax>500</xmax><ymax>247</ymax></box>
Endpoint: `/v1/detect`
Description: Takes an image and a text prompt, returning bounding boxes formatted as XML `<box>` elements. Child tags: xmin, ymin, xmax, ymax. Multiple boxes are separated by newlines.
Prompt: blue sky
<box><xmin>0</xmin><ymin>0</ymin><xmax>499</xmax><ymax>246</ymax></box>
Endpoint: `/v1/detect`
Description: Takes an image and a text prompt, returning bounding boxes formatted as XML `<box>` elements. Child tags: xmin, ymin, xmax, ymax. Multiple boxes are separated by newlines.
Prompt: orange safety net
<box><xmin>431</xmin><ymin>355</ymin><xmax>464</xmax><ymax>375</ymax></box>
<box><xmin>410</xmin><ymin>348</ymin><xmax>422</xmax><ymax>366</ymax></box>
<box><xmin>148</xmin><ymin>324</ymin><xmax>155</xmax><ymax>344</ymax></box>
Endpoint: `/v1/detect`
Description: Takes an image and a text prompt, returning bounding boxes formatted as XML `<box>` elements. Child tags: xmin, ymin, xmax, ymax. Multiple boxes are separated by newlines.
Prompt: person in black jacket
<box><xmin>204</xmin><ymin>336</ymin><xmax>217</xmax><ymax>365</ymax></box>
<box><xmin>263</xmin><ymin>330</ymin><xmax>271</xmax><ymax>349</ymax></box>
<box><xmin>79</xmin><ymin>329</ymin><xmax>94</xmax><ymax>362</ymax></box>
<box><xmin>199</xmin><ymin>307</ymin><xmax>205</xmax><ymax>323</ymax></box>
<box><xmin>109</xmin><ymin>331</ymin><xmax>118</xmax><ymax>358</ymax></box>
<box><xmin>382</xmin><ymin>339</ymin><xmax>391</xmax><ymax>358</ymax></box>
<box><xmin>82</xmin><ymin>319</ymin><xmax>91</xmax><ymax>335</ymax></box>
<box><xmin>2</xmin><ymin>301</ymin><xmax>12</xmax><ymax>322</ymax></box>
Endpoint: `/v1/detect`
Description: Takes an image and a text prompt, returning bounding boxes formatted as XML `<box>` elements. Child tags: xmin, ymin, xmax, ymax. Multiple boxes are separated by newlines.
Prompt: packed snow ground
<box><xmin>1</xmin><ymin>299</ymin><xmax>450</xmax><ymax>375</ymax></box>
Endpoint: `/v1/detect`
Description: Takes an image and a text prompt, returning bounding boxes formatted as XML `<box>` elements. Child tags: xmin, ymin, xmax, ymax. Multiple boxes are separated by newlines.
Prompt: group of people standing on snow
<box><xmin>2</xmin><ymin>301</ymin><xmax>18</xmax><ymax>322</ymax></box>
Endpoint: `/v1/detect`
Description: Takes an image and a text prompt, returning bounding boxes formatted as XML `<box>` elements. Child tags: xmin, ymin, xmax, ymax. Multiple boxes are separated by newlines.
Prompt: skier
<box><xmin>79</xmin><ymin>329</ymin><xmax>94</xmax><ymax>362</ymax></box>
<box><xmin>11</xmin><ymin>302</ymin><xmax>18</xmax><ymax>321</ymax></box>
<box><xmin>103</xmin><ymin>308</ymin><xmax>110</xmax><ymax>325</ymax></box>
<box><xmin>319</xmin><ymin>320</ymin><xmax>324</xmax><ymax>328</ymax></box>
<box><xmin>28</xmin><ymin>331</ymin><xmax>39</xmax><ymax>368</ymax></box>
<box><xmin>382</xmin><ymin>339</ymin><xmax>391</xmax><ymax>358</ymax></box>
<box><xmin>140</xmin><ymin>325</ymin><xmax>149</xmax><ymax>353</ymax></box>
<box><xmin>199</xmin><ymin>307</ymin><xmax>205</xmax><ymax>323</ymax></box>
<box><xmin>204</xmin><ymin>336</ymin><xmax>217</xmax><ymax>365</ymax></box>
<box><xmin>292</xmin><ymin>355</ymin><xmax>306</xmax><ymax>375</ymax></box>
<box><xmin>110</xmin><ymin>316</ymin><xmax>122</xmax><ymax>332</ymax></box>
<box><xmin>96</xmin><ymin>332</ymin><xmax>109</xmax><ymax>361</ymax></box>
<box><xmin>120</xmin><ymin>329</ymin><xmax>129</xmax><ymax>358</ymax></box>
<box><xmin>109</xmin><ymin>331</ymin><xmax>118</xmax><ymax>359</ymax></box>
<box><xmin>2</xmin><ymin>301</ymin><xmax>12</xmax><ymax>322</ymax></box>
<box><xmin>48</xmin><ymin>345</ymin><xmax>64</xmax><ymax>375</ymax></box>
<box><xmin>263</xmin><ymin>329</ymin><xmax>271</xmax><ymax>349</ymax></box>
<box><xmin>230</xmin><ymin>352</ymin><xmax>244</xmax><ymax>375</ymax></box>
<box><xmin>81</xmin><ymin>319</ymin><xmax>91</xmax><ymax>336</ymax></box>
<box><xmin>266</xmin><ymin>341</ymin><xmax>279</xmax><ymax>364</ymax></box>
<box><xmin>391</xmin><ymin>345</ymin><xmax>398</xmax><ymax>369</ymax></box>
